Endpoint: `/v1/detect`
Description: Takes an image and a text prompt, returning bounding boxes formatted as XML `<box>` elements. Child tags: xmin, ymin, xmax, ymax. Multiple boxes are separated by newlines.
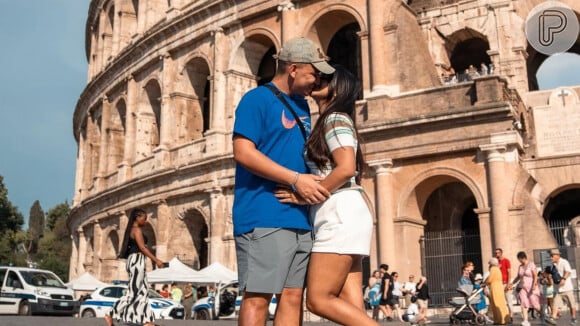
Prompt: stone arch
<box><xmin>175</xmin><ymin>55</ymin><xmax>211</xmax><ymax>140</ymax></box>
<box><xmin>512</xmin><ymin>173</ymin><xmax>537</xmax><ymax>208</ymax></box>
<box><xmin>86</xmin><ymin>105</ymin><xmax>102</xmax><ymax>184</ymax></box>
<box><xmin>169</xmin><ymin>208</ymin><xmax>209</xmax><ymax>269</ymax></box>
<box><xmin>101</xmin><ymin>229</ymin><xmax>120</xmax><ymax>259</ymax></box>
<box><xmin>446</xmin><ymin>28</ymin><xmax>492</xmax><ymax>79</ymax></box>
<box><xmin>398</xmin><ymin>167</ymin><xmax>486</xmax><ymax>219</ymax></box>
<box><xmin>304</xmin><ymin>5</ymin><xmax>366</xmax><ymax>51</ymax></box>
<box><xmin>136</xmin><ymin>78</ymin><xmax>161</xmax><ymax>158</ymax></box>
<box><xmin>304</xmin><ymin>7</ymin><xmax>365</xmax><ymax>90</ymax></box>
<box><xmin>543</xmin><ymin>184</ymin><xmax>580</xmax><ymax>246</ymax></box>
<box><xmin>230</xmin><ymin>30</ymin><xmax>278</xmax><ymax>80</ymax></box>
<box><xmin>527</xmin><ymin>10</ymin><xmax>580</xmax><ymax>90</ymax></box>
<box><xmin>401</xmin><ymin>171</ymin><xmax>483</xmax><ymax>305</ymax></box>
<box><xmin>102</xmin><ymin>1</ymin><xmax>115</xmax><ymax>62</ymax></box>
<box><xmin>111</xmin><ymin>0</ymin><xmax>139</xmax><ymax>52</ymax></box>
<box><xmin>107</xmin><ymin>98</ymin><xmax>126</xmax><ymax>172</ymax></box>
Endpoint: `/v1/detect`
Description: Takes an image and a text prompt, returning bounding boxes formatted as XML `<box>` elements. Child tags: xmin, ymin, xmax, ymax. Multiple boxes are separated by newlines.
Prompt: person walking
<box><xmin>486</xmin><ymin>257</ymin><xmax>510</xmax><ymax>325</ymax></box>
<box><xmin>232</xmin><ymin>36</ymin><xmax>333</xmax><ymax>326</ymax></box>
<box><xmin>508</xmin><ymin>251</ymin><xmax>542</xmax><ymax>326</ymax></box>
<box><xmin>378</xmin><ymin>264</ymin><xmax>395</xmax><ymax>321</ymax></box>
<box><xmin>545</xmin><ymin>248</ymin><xmax>577</xmax><ymax>325</ymax></box>
<box><xmin>276</xmin><ymin>64</ymin><xmax>378</xmax><ymax>326</ymax></box>
<box><xmin>368</xmin><ymin>270</ymin><xmax>382</xmax><ymax>320</ymax></box>
<box><xmin>495</xmin><ymin>248</ymin><xmax>514</xmax><ymax>318</ymax></box>
<box><xmin>105</xmin><ymin>208</ymin><xmax>164</xmax><ymax>326</ymax></box>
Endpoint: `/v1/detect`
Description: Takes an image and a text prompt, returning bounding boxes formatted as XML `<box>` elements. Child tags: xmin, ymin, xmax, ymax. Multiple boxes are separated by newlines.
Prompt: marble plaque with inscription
<box><xmin>533</xmin><ymin>88</ymin><xmax>580</xmax><ymax>158</ymax></box>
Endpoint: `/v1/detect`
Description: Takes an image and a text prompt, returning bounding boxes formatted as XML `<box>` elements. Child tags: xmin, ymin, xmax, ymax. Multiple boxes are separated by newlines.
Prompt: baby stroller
<box><xmin>448</xmin><ymin>284</ymin><xmax>487</xmax><ymax>325</ymax></box>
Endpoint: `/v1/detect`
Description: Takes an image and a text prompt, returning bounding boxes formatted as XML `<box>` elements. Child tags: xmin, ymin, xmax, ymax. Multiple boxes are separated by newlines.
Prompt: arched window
<box><xmin>107</xmin><ymin>99</ymin><xmax>126</xmax><ymax>171</ymax></box>
<box><xmin>327</xmin><ymin>22</ymin><xmax>362</xmax><ymax>89</ymax></box>
<box><xmin>449</xmin><ymin>37</ymin><xmax>491</xmax><ymax>81</ymax></box>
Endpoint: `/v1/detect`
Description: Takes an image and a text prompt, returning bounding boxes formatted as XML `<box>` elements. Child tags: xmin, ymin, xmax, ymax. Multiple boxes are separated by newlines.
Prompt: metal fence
<box><xmin>421</xmin><ymin>229</ymin><xmax>482</xmax><ymax>306</ymax></box>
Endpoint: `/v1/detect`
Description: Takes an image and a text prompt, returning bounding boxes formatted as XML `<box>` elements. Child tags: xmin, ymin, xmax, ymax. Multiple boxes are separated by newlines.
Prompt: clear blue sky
<box><xmin>0</xmin><ymin>1</ymin><xmax>89</xmax><ymax>222</ymax></box>
<box><xmin>0</xmin><ymin>1</ymin><xmax>578</xmax><ymax>227</ymax></box>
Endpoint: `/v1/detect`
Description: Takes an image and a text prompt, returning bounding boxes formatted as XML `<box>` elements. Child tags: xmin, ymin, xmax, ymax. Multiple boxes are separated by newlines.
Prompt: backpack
<box><xmin>550</xmin><ymin>265</ymin><xmax>563</xmax><ymax>284</ymax></box>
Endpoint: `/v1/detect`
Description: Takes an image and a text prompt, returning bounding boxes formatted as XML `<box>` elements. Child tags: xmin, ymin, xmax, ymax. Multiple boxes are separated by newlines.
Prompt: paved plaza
<box><xmin>0</xmin><ymin>313</ymin><xmax>565</xmax><ymax>326</ymax></box>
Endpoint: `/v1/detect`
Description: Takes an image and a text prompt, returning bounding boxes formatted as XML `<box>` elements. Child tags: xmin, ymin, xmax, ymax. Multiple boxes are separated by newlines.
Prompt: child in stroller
<box><xmin>449</xmin><ymin>282</ymin><xmax>488</xmax><ymax>325</ymax></box>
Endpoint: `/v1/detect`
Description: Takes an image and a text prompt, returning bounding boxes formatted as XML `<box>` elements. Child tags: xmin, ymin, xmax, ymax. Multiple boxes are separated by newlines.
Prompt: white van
<box><xmin>0</xmin><ymin>266</ymin><xmax>79</xmax><ymax>315</ymax></box>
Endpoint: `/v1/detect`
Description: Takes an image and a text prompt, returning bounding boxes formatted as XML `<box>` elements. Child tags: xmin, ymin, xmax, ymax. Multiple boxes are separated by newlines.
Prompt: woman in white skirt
<box><xmin>276</xmin><ymin>65</ymin><xmax>377</xmax><ymax>325</ymax></box>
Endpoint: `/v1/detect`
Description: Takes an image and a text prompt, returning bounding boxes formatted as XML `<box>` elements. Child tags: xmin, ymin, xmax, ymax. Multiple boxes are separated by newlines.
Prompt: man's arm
<box><xmin>233</xmin><ymin>136</ymin><xmax>329</xmax><ymax>204</ymax></box>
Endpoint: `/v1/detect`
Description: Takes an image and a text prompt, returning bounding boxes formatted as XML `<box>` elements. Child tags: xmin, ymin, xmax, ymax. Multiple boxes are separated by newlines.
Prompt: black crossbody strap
<box><xmin>264</xmin><ymin>83</ymin><xmax>308</xmax><ymax>141</ymax></box>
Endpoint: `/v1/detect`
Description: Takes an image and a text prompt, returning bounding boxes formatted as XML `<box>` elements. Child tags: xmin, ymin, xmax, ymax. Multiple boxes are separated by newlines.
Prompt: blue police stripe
<box><xmin>82</xmin><ymin>300</ymin><xmax>115</xmax><ymax>307</ymax></box>
<box><xmin>193</xmin><ymin>303</ymin><xmax>211</xmax><ymax>311</ymax></box>
<box><xmin>0</xmin><ymin>292</ymin><xmax>36</xmax><ymax>300</ymax></box>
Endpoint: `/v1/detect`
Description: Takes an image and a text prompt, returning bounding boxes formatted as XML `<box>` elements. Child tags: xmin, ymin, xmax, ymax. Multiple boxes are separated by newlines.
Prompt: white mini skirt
<box><xmin>309</xmin><ymin>189</ymin><xmax>373</xmax><ymax>255</ymax></box>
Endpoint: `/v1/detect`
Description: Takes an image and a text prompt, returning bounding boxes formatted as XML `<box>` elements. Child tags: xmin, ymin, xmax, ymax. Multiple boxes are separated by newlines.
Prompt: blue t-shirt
<box><xmin>232</xmin><ymin>83</ymin><xmax>312</xmax><ymax>236</ymax></box>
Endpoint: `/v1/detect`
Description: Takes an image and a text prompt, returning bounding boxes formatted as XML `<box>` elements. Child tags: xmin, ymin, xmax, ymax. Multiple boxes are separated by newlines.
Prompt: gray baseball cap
<box><xmin>274</xmin><ymin>37</ymin><xmax>335</xmax><ymax>74</ymax></box>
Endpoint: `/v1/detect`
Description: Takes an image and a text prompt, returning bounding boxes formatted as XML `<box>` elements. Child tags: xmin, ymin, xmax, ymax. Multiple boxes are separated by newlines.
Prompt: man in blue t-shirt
<box><xmin>233</xmin><ymin>37</ymin><xmax>334</xmax><ymax>326</ymax></box>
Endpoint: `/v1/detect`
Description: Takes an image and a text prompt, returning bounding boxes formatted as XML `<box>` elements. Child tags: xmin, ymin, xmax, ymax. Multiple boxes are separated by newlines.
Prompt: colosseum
<box><xmin>69</xmin><ymin>0</ymin><xmax>580</xmax><ymax>304</ymax></box>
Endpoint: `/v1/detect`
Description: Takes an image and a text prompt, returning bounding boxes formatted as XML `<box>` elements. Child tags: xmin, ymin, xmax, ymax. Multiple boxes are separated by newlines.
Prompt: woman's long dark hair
<box><xmin>306</xmin><ymin>65</ymin><xmax>364</xmax><ymax>182</ymax></box>
<box><xmin>118</xmin><ymin>208</ymin><xmax>146</xmax><ymax>259</ymax></box>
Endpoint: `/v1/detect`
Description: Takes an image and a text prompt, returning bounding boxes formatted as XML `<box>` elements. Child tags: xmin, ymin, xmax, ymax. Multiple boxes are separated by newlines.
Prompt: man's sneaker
<box><xmin>545</xmin><ymin>317</ymin><xmax>557</xmax><ymax>325</ymax></box>
<box><xmin>571</xmin><ymin>318</ymin><xmax>577</xmax><ymax>324</ymax></box>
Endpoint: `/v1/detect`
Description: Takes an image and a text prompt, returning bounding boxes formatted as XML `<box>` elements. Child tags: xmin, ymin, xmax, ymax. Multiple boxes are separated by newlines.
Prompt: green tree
<box><xmin>36</xmin><ymin>202</ymin><xmax>71</xmax><ymax>281</ymax></box>
<box><xmin>0</xmin><ymin>176</ymin><xmax>24</xmax><ymax>234</ymax></box>
<box><xmin>45</xmin><ymin>201</ymin><xmax>69</xmax><ymax>231</ymax></box>
<box><xmin>0</xmin><ymin>175</ymin><xmax>25</xmax><ymax>265</ymax></box>
<box><xmin>26</xmin><ymin>200</ymin><xmax>45</xmax><ymax>255</ymax></box>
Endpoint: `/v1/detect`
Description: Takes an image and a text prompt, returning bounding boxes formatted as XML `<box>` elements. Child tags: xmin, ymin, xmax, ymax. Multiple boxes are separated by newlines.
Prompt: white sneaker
<box><xmin>521</xmin><ymin>321</ymin><xmax>530</xmax><ymax>326</ymax></box>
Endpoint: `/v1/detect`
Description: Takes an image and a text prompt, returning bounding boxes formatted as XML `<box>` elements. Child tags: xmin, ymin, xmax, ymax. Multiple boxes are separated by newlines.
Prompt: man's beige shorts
<box><xmin>554</xmin><ymin>290</ymin><xmax>577</xmax><ymax>310</ymax></box>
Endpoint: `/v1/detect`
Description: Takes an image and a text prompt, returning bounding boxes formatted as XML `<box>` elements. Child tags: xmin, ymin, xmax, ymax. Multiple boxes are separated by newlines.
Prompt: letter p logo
<box><xmin>526</xmin><ymin>1</ymin><xmax>579</xmax><ymax>56</ymax></box>
<box><xmin>539</xmin><ymin>10</ymin><xmax>567</xmax><ymax>46</ymax></box>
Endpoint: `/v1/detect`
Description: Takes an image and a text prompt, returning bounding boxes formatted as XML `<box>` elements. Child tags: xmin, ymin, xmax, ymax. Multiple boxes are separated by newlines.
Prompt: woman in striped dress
<box><xmin>276</xmin><ymin>65</ymin><xmax>378</xmax><ymax>325</ymax></box>
<box><xmin>105</xmin><ymin>208</ymin><xmax>164</xmax><ymax>326</ymax></box>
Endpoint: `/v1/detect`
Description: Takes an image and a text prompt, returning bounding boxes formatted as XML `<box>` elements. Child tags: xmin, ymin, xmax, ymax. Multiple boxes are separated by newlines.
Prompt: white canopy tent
<box><xmin>197</xmin><ymin>262</ymin><xmax>237</xmax><ymax>283</ymax></box>
<box><xmin>65</xmin><ymin>272</ymin><xmax>109</xmax><ymax>291</ymax></box>
<box><xmin>147</xmin><ymin>257</ymin><xmax>201</xmax><ymax>283</ymax></box>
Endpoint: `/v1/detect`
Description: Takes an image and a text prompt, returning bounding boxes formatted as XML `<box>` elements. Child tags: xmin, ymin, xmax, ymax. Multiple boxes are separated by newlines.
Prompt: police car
<box><xmin>80</xmin><ymin>285</ymin><xmax>184</xmax><ymax>319</ymax></box>
<box><xmin>0</xmin><ymin>266</ymin><xmax>79</xmax><ymax>316</ymax></box>
<box><xmin>192</xmin><ymin>281</ymin><xmax>276</xmax><ymax>320</ymax></box>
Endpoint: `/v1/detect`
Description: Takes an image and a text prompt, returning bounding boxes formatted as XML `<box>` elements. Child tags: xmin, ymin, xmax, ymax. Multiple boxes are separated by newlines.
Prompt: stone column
<box><xmin>367</xmin><ymin>0</ymin><xmax>388</xmax><ymax>94</ymax></box>
<box><xmin>382</xmin><ymin>23</ymin><xmax>400</xmax><ymax>95</ymax></box>
<box><xmin>155</xmin><ymin>200</ymin><xmax>170</xmax><ymax>261</ymax></box>
<box><xmin>69</xmin><ymin>234</ymin><xmax>79</xmax><ymax>281</ymax></box>
<box><xmin>96</xmin><ymin>98</ymin><xmax>111</xmax><ymax>191</ymax></box>
<box><xmin>479</xmin><ymin>144</ymin><xmax>510</xmax><ymax>254</ymax></box>
<box><xmin>357</xmin><ymin>31</ymin><xmax>371</xmax><ymax>97</ymax></box>
<box><xmin>77</xmin><ymin>229</ymin><xmax>87</xmax><ymax>275</ymax></box>
<box><xmin>205</xmin><ymin>27</ymin><xmax>228</xmax><ymax>155</ymax></box>
<box><xmin>118</xmin><ymin>76</ymin><xmax>138</xmax><ymax>181</ymax></box>
<box><xmin>75</xmin><ymin>136</ymin><xmax>86</xmax><ymax>204</ymax></box>
<box><xmin>155</xmin><ymin>54</ymin><xmax>173</xmax><ymax>168</ymax></box>
<box><xmin>278</xmin><ymin>0</ymin><xmax>296</xmax><ymax>43</ymax></box>
<box><xmin>160</xmin><ymin>53</ymin><xmax>175</xmax><ymax>148</ymax></box>
<box><xmin>369</xmin><ymin>159</ymin><xmax>395</xmax><ymax>266</ymax></box>
<box><xmin>474</xmin><ymin>207</ymin><xmax>492</xmax><ymax>267</ymax></box>
<box><xmin>205</xmin><ymin>187</ymin><xmax>225</xmax><ymax>264</ymax></box>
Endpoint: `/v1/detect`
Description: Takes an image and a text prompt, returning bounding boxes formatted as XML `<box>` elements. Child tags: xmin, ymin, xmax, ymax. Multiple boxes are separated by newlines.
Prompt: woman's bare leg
<box><xmin>306</xmin><ymin>253</ymin><xmax>379</xmax><ymax>326</ymax></box>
